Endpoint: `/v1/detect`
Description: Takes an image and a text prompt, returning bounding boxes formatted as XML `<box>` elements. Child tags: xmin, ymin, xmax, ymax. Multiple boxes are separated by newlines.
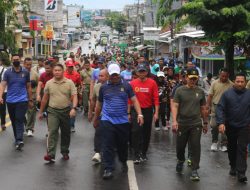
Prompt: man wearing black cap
<box><xmin>172</xmin><ymin>68</ymin><xmax>208</xmax><ymax>181</ymax></box>
<box><xmin>129</xmin><ymin>64</ymin><xmax>159</xmax><ymax>164</ymax></box>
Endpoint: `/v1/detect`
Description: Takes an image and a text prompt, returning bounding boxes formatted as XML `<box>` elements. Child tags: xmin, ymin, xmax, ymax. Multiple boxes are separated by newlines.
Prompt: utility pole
<box><xmin>136</xmin><ymin>0</ymin><xmax>140</xmax><ymax>36</ymax></box>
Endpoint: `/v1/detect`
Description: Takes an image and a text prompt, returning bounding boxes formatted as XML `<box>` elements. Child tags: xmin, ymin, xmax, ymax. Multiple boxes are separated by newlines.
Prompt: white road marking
<box><xmin>127</xmin><ymin>160</ymin><xmax>139</xmax><ymax>190</ymax></box>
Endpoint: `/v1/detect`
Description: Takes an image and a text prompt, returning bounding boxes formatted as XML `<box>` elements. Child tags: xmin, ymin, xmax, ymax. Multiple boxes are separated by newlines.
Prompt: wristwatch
<box><xmin>72</xmin><ymin>107</ymin><xmax>77</xmax><ymax>110</ymax></box>
<box><xmin>138</xmin><ymin>114</ymin><xmax>144</xmax><ymax>118</ymax></box>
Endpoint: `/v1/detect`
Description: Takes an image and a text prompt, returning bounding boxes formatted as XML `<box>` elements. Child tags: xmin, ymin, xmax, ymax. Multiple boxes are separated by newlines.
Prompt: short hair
<box><xmin>24</xmin><ymin>57</ymin><xmax>32</xmax><ymax>63</ymax></box>
<box><xmin>84</xmin><ymin>60</ymin><xmax>90</xmax><ymax>64</ymax></box>
<box><xmin>12</xmin><ymin>54</ymin><xmax>20</xmax><ymax>58</ymax></box>
<box><xmin>45</xmin><ymin>60</ymin><xmax>53</xmax><ymax>67</ymax></box>
<box><xmin>219</xmin><ymin>68</ymin><xmax>229</xmax><ymax>73</ymax></box>
<box><xmin>54</xmin><ymin>63</ymin><xmax>64</xmax><ymax>70</ymax></box>
<box><xmin>234</xmin><ymin>73</ymin><xmax>246</xmax><ymax>81</ymax></box>
<box><xmin>38</xmin><ymin>58</ymin><xmax>44</xmax><ymax>62</ymax></box>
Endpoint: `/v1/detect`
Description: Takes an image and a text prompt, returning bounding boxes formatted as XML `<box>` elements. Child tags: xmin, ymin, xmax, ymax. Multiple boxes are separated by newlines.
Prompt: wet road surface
<box><xmin>0</xmin><ymin>112</ymin><xmax>249</xmax><ymax>190</ymax></box>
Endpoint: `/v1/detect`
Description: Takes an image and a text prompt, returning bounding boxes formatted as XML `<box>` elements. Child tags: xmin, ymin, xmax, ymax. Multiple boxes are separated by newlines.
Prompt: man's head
<box><xmin>234</xmin><ymin>73</ymin><xmax>246</xmax><ymax>90</ymax></box>
<box><xmin>180</xmin><ymin>69</ymin><xmax>187</xmax><ymax>84</ymax></box>
<box><xmin>84</xmin><ymin>60</ymin><xmax>90</xmax><ymax>70</ymax></box>
<box><xmin>207</xmin><ymin>73</ymin><xmax>213</xmax><ymax>80</ymax></box>
<box><xmin>53</xmin><ymin>64</ymin><xmax>64</xmax><ymax>80</ymax></box>
<box><xmin>44</xmin><ymin>60</ymin><xmax>53</xmax><ymax>74</ymax></box>
<box><xmin>157</xmin><ymin>71</ymin><xmax>165</xmax><ymax>82</ymax></box>
<box><xmin>158</xmin><ymin>58</ymin><xmax>164</xmax><ymax>67</ymax></box>
<box><xmin>98</xmin><ymin>69</ymin><xmax>109</xmax><ymax>84</ymax></box>
<box><xmin>108</xmin><ymin>63</ymin><xmax>121</xmax><ymax>84</ymax></box>
<box><xmin>186</xmin><ymin>61</ymin><xmax>195</xmax><ymax>69</ymax></box>
<box><xmin>66</xmin><ymin>60</ymin><xmax>74</xmax><ymax>73</ymax></box>
<box><xmin>219</xmin><ymin>68</ymin><xmax>230</xmax><ymax>83</ymax></box>
<box><xmin>186</xmin><ymin>68</ymin><xmax>199</xmax><ymax>88</ymax></box>
<box><xmin>38</xmin><ymin>58</ymin><xmax>44</xmax><ymax>67</ymax></box>
<box><xmin>97</xmin><ymin>57</ymin><xmax>105</xmax><ymax>69</ymax></box>
<box><xmin>23</xmin><ymin>57</ymin><xmax>32</xmax><ymax>71</ymax></box>
<box><xmin>12</xmin><ymin>54</ymin><xmax>21</xmax><ymax>67</ymax></box>
<box><xmin>136</xmin><ymin>64</ymin><xmax>148</xmax><ymax>80</ymax></box>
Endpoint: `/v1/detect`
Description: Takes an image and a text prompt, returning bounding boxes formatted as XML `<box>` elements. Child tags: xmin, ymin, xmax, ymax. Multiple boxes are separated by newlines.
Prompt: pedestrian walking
<box><xmin>38</xmin><ymin>64</ymin><xmax>77</xmax><ymax>163</ymax></box>
<box><xmin>206</xmin><ymin>68</ymin><xmax>233</xmax><ymax>152</ymax></box>
<box><xmin>216</xmin><ymin>73</ymin><xmax>250</xmax><ymax>183</ymax></box>
<box><xmin>88</xmin><ymin>69</ymin><xmax>108</xmax><ymax>164</ymax></box>
<box><xmin>129</xmin><ymin>63</ymin><xmax>159</xmax><ymax>164</ymax></box>
<box><xmin>0</xmin><ymin>57</ymin><xmax>7</xmax><ymax>131</ymax></box>
<box><xmin>23</xmin><ymin>57</ymin><xmax>39</xmax><ymax>137</ymax></box>
<box><xmin>93</xmin><ymin>63</ymin><xmax>143</xmax><ymax>179</ymax></box>
<box><xmin>0</xmin><ymin>54</ymin><xmax>33</xmax><ymax>150</ymax></box>
<box><xmin>172</xmin><ymin>68</ymin><xmax>208</xmax><ymax>181</ymax></box>
<box><xmin>202</xmin><ymin>73</ymin><xmax>214</xmax><ymax>96</ymax></box>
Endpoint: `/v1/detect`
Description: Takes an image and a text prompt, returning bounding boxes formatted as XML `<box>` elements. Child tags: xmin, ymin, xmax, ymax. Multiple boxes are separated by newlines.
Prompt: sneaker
<box><xmin>162</xmin><ymin>126</ymin><xmax>168</xmax><ymax>131</ymax></box>
<box><xmin>155</xmin><ymin>127</ymin><xmax>161</xmax><ymax>131</ymax></box>
<box><xmin>219</xmin><ymin>145</ymin><xmax>228</xmax><ymax>152</ymax></box>
<box><xmin>1</xmin><ymin>125</ymin><xmax>6</xmax><ymax>131</ymax></box>
<box><xmin>62</xmin><ymin>154</ymin><xmax>69</xmax><ymax>161</ymax></box>
<box><xmin>229</xmin><ymin>167</ymin><xmax>237</xmax><ymax>176</ymax></box>
<box><xmin>210</xmin><ymin>143</ymin><xmax>218</xmax><ymax>151</ymax></box>
<box><xmin>176</xmin><ymin>161</ymin><xmax>184</xmax><ymax>174</ymax></box>
<box><xmin>27</xmin><ymin>130</ymin><xmax>33</xmax><ymax>137</ymax></box>
<box><xmin>43</xmin><ymin>112</ymin><xmax>48</xmax><ymax>118</ymax></box>
<box><xmin>103</xmin><ymin>170</ymin><xmax>113</xmax><ymax>180</ymax></box>
<box><xmin>133</xmin><ymin>155</ymin><xmax>141</xmax><ymax>165</ymax></box>
<box><xmin>187</xmin><ymin>159</ymin><xmax>192</xmax><ymax>167</ymax></box>
<box><xmin>140</xmin><ymin>154</ymin><xmax>148</xmax><ymax>162</ymax></box>
<box><xmin>190</xmin><ymin>170</ymin><xmax>200</xmax><ymax>181</ymax></box>
<box><xmin>44</xmin><ymin>154</ymin><xmax>55</xmax><ymax>163</ymax></box>
<box><xmin>238</xmin><ymin>173</ymin><xmax>248</xmax><ymax>183</ymax></box>
<box><xmin>15</xmin><ymin>141</ymin><xmax>24</xmax><ymax>151</ymax></box>
<box><xmin>71</xmin><ymin>127</ymin><xmax>76</xmax><ymax>133</ymax></box>
<box><xmin>166</xmin><ymin>121</ymin><xmax>171</xmax><ymax>129</ymax></box>
<box><xmin>92</xmin><ymin>153</ymin><xmax>101</xmax><ymax>163</ymax></box>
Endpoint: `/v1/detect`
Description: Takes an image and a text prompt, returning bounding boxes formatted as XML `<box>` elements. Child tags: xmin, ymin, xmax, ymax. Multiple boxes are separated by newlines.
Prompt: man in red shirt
<box><xmin>64</xmin><ymin>60</ymin><xmax>81</xmax><ymax>132</ymax></box>
<box><xmin>129</xmin><ymin>63</ymin><xmax>159</xmax><ymax>164</ymax></box>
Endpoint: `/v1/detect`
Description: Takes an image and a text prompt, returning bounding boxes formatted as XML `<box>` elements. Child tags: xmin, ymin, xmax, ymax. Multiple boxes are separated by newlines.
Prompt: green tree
<box><xmin>105</xmin><ymin>12</ymin><xmax>127</xmax><ymax>34</ymax></box>
<box><xmin>0</xmin><ymin>0</ymin><xmax>29</xmax><ymax>53</ymax></box>
<box><xmin>156</xmin><ymin>0</ymin><xmax>250</xmax><ymax>77</ymax></box>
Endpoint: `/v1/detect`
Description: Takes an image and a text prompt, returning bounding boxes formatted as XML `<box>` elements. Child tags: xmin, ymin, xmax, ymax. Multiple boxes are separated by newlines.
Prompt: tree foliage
<box><xmin>156</xmin><ymin>0</ymin><xmax>250</xmax><ymax>77</ymax></box>
<box><xmin>105</xmin><ymin>12</ymin><xmax>127</xmax><ymax>34</ymax></box>
<box><xmin>0</xmin><ymin>0</ymin><xmax>29</xmax><ymax>53</ymax></box>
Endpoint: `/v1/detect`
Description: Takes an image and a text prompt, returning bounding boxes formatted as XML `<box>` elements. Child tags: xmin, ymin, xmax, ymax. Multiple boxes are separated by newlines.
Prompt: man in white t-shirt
<box><xmin>0</xmin><ymin>58</ymin><xmax>7</xmax><ymax>131</ymax></box>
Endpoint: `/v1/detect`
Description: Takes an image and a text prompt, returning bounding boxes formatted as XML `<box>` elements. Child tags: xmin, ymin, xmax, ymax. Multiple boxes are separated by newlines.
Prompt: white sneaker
<box><xmin>92</xmin><ymin>153</ymin><xmax>101</xmax><ymax>163</ymax></box>
<box><xmin>210</xmin><ymin>143</ymin><xmax>218</xmax><ymax>151</ymax></box>
<box><xmin>155</xmin><ymin>127</ymin><xmax>161</xmax><ymax>131</ymax></box>
<box><xmin>163</xmin><ymin>126</ymin><xmax>168</xmax><ymax>131</ymax></box>
<box><xmin>219</xmin><ymin>145</ymin><xmax>228</xmax><ymax>152</ymax></box>
<box><xmin>27</xmin><ymin>130</ymin><xmax>33</xmax><ymax>137</ymax></box>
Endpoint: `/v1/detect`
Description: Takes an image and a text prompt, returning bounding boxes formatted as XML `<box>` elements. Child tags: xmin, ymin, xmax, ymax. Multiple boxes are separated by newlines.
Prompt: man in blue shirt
<box><xmin>120</xmin><ymin>61</ymin><xmax>132</xmax><ymax>82</ymax></box>
<box><xmin>93</xmin><ymin>63</ymin><xmax>143</xmax><ymax>180</ymax></box>
<box><xmin>0</xmin><ymin>54</ymin><xmax>33</xmax><ymax>150</ymax></box>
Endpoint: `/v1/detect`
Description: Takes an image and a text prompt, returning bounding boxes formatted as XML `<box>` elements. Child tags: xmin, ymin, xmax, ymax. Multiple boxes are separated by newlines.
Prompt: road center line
<box><xmin>127</xmin><ymin>160</ymin><xmax>139</xmax><ymax>190</ymax></box>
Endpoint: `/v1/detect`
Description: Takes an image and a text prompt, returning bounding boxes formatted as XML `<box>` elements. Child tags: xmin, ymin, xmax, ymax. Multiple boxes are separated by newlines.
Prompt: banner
<box><xmin>45</xmin><ymin>0</ymin><xmax>57</xmax><ymax>12</ymax></box>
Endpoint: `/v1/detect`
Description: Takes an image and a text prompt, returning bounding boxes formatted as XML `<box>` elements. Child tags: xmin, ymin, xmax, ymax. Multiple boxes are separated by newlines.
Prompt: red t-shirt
<box><xmin>39</xmin><ymin>72</ymin><xmax>53</xmax><ymax>88</ymax></box>
<box><xmin>130</xmin><ymin>78</ymin><xmax>159</xmax><ymax>108</ymax></box>
<box><xmin>64</xmin><ymin>71</ymin><xmax>81</xmax><ymax>86</ymax></box>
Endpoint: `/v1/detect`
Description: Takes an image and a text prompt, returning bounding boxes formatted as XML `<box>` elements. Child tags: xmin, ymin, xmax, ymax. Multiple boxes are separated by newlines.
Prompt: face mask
<box><xmin>13</xmin><ymin>61</ymin><xmax>20</xmax><ymax>67</ymax></box>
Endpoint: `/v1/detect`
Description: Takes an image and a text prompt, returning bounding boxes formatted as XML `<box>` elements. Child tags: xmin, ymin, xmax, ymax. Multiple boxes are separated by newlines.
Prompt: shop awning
<box><xmin>176</xmin><ymin>30</ymin><xmax>205</xmax><ymax>38</ymax></box>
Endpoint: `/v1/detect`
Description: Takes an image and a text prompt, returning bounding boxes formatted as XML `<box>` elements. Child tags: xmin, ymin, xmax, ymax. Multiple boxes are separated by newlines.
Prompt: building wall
<box><xmin>144</xmin><ymin>0</ymin><xmax>157</xmax><ymax>27</ymax></box>
<box><xmin>67</xmin><ymin>5</ymin><xmax>82</xmax><ymax>28</ymax></box>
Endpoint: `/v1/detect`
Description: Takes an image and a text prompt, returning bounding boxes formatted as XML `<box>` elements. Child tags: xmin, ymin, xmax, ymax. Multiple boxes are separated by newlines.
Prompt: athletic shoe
<box><xmin>1</xmin><ymin>125</ymin><xmax>6</xmax><ymax>131</ymax></box>
<box><xmin>176</xmin><ymin>161</ymin><xmax>184</xmax><ymax>174</ymax></box>
<box><xmin>187</xmin><ymin>159</ymin><xmax>192</xmax><ymax>167</ymax></box>
<box><xmin>62</xmin><ymin>154</ymin><xmax>69</xmax><ymax>161</ymax></box>
<box><xmin>219</xmin><ymin>145</ymin><xmax>227</xmax><ymax>152</ymax></box>
<box><xmin>190</xmin><ymin>170</ymin><xmax>200</xmax><ymax>181</ymax></box>
<box><xmin>238</xmin><ymin>173</ymin><xmax>248</xmax><ymax>183</ymax></box>
<box><xmin>92</xmin><ymin>153</ymin><xmax>101</xmax><ymax>163</ymax></box>
<box><xmin>140</xmin><ymin>154</ymin><xmax>148</xmax><ymax>162</ymax></box>
<box><xmin>103</xmin><ymin>170</ymin><xmax>113</xmax><ymax>180</ymax></box>
<box><xmin>155</xmin><ymin>127</ymin><xmax>161</xmax><ymax>131</ymax></box>
<box><xmin>163</xmin><ymin>126</ymin><xmax>168</xmax><ymax>131</ymax></box>
<box><xmin>71</xmin><ymin>127</ymin><xmax>76</xmax><ymax>133</ymax></box>
<box><xmin>27</xmin><ymin>130</ymin><xmax>33</xmax><ymax>137</ymax></box>
<box><xmin>210</xmin><ymin>143</ymin><xmax>218</xmax><ymax>151</ymax></box>
<box><xmin>229</xmin><ymin>167</ymin><xmax>237</xmax><ymax>176</ymax></box>
<box><xmin>44</xmin><ymin>154</ymin><xmax>55</xmax><ymax>163</ymax></box>
<box><xmin>15</xmin><ymin>141</ymin><xmax>24</xmax><ymax>151</ymax></box>
<box><xmin>134</xmin><ymin>155</ymin><xmax>141</xmax><ymax>165</ymax></box>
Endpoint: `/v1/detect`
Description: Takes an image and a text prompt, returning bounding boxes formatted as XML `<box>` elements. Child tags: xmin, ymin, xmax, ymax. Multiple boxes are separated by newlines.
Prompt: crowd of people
<box><xmin>0</xmin><ymin>46</ymin><xmax>249</xmax><ymax>183</ymax></box>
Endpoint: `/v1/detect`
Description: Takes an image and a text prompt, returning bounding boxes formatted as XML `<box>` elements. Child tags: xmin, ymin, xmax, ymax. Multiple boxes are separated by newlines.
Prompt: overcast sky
<box><xmin>63</xmin><ymin>0</ymin><xmax>137</xmax><ymax>10</ymax></box>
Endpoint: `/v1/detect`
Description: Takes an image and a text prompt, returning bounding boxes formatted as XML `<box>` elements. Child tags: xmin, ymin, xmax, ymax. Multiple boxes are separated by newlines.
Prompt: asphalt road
<box><xmin>0</xmin><ymin>111</ymin><xmax>249</xmax><ymax>190</ymax></box>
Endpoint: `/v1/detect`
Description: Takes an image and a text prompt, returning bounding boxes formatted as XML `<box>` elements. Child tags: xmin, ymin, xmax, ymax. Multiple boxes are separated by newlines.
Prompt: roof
<box><xmin>143</xmin><ymin>27</ymin><xmax>161</xmax><ymax>32</ymax></box>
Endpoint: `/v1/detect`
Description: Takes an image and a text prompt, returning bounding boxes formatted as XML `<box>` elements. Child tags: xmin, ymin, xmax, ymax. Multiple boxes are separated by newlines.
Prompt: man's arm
<box><xmin>171</xmin><ymin>102</ymin><xmax>179</xmax><ymax>131</ymax></box>
<box><xmin>216</xmin><ymin>93</ymin><xmax>227</xmax><ymax>133</ymax></box>
<box><xmin>206</xmin><ymin>94</ymin><xmax>213</xmax><ymax>107</ymax></box>
<box><xmin>38</xmin><ymin>93</ymin><xmax>49</xmax><ymax>120</ymax></box>
<box><xmin>130</xmin><ymin>96</ymin><xmax>144</xmax><ymax>126</ymax></box>
<box><xmin>36</xmin><ymin>81</ymin><xmax>43</xmax><ymax>102</ymax></box>
<box><xmin>93</xmin><ymin>101</ymin><xmax>102</xmax><ymax>128</ymax></box>
<box><xmin>26</xmin><ymin>82</ymin><xmax>33</xmax><ymax>101</ymax></box>
<box><xmin>0</xmin><ymin>81</ymin><xmax>7</xmax><ymax>104</ymax></box>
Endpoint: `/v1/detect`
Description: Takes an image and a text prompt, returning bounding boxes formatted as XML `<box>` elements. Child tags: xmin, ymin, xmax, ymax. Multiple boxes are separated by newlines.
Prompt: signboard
<box><xmin>45</xmin><ymin>0</ymin><xmax>57</xmax><ymax>12</ymax></box>
<box><xmin>29</xmin><ymin>16</ymin><xmax>43</xmax><ymax>31</ymax></box>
